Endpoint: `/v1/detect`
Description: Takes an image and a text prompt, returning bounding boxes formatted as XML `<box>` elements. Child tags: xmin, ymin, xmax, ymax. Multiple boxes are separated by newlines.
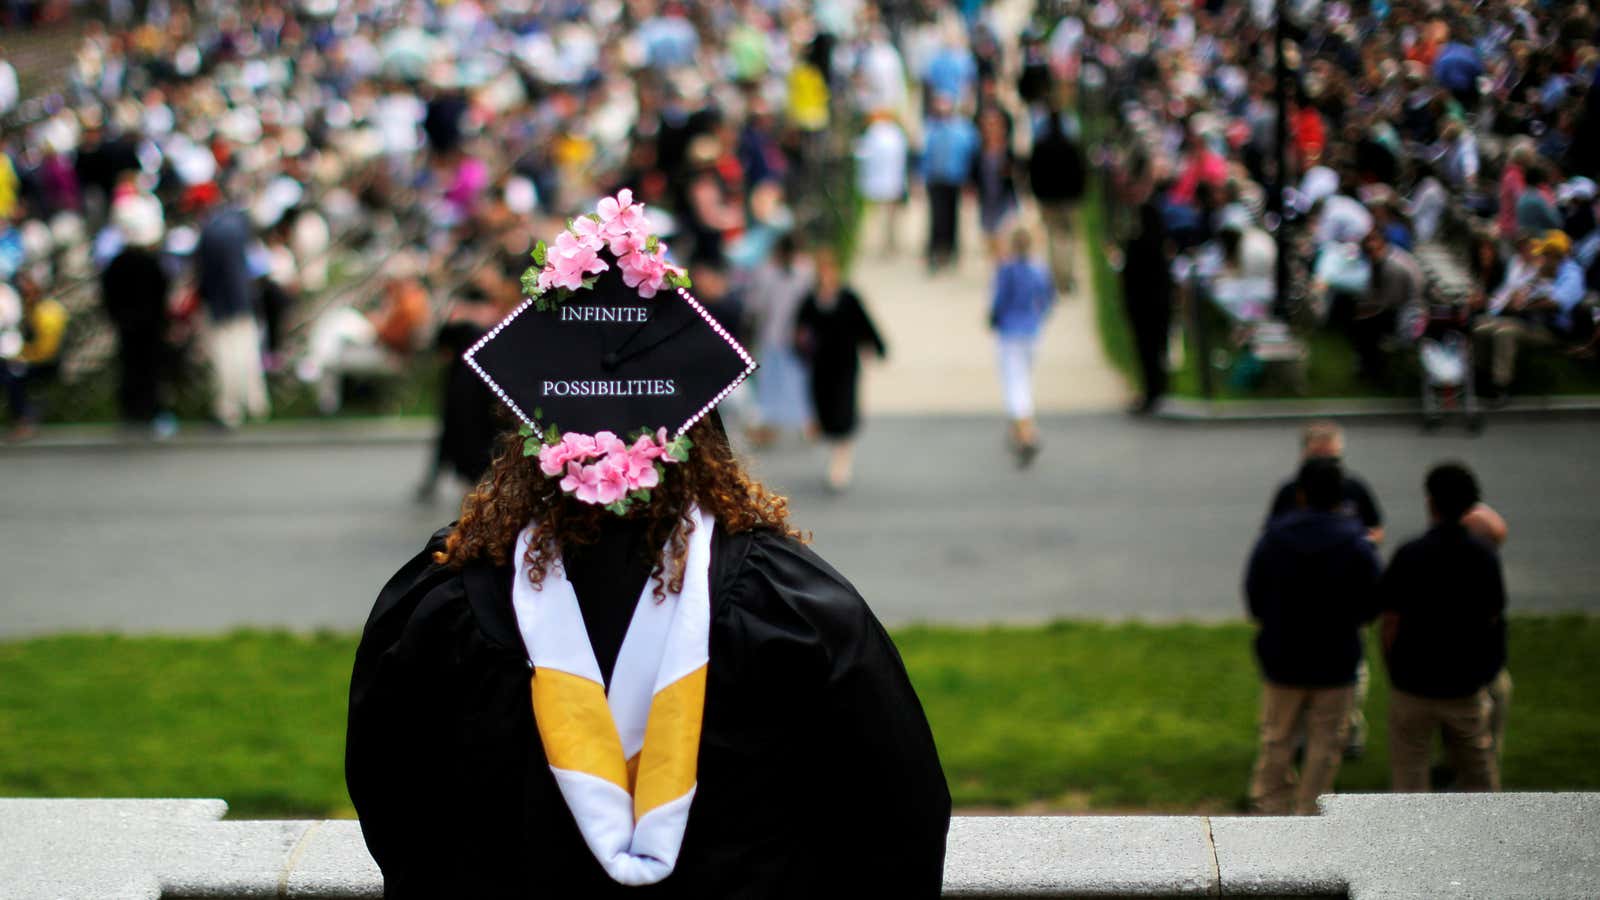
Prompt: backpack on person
<box><xmin>1028</xmin><ymin>113</ymin><xmax>1087</xmax><ymax>204</ymax></box>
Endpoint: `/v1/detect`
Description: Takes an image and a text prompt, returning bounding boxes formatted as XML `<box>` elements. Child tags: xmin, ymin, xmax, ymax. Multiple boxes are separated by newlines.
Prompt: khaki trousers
<box><xmin>206</xmin><ymin>315</ymin><xmax>270</xmax><ymax>428</ymax></box>
<box><xmin>1249</xmin><ymin>682</ymin><xmax>1355</xmax><ymax>815</ymax></box>
<box><xmin>1389</xmin><ymin>686</ymin><xmax>1500</xmax><ymax>793</ymax></box>
<box><xmin>1039</xmin><ymin>202</ymin><xmax>1076</xmax><ymax>291</ymax></box>
<box><xmin>1488</xmin><ymin>668</ymin><xmax>1513</xmax><ymax>762</ymax></box>
<box><xmin>1472</xmin><ymin>317</ymin><xmax>1556</xmax><ymax>390</ymax></box>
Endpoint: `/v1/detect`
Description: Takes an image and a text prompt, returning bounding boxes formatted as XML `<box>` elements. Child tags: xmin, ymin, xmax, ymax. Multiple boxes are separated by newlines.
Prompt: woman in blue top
<box><xmin>989</xmin><ymin>227</ymin><xmax>1055</xmax><ymax>467</ymax></box>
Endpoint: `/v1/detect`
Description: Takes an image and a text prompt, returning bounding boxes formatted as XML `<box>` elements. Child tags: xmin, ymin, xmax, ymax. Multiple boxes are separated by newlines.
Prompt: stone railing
<box><xmin>3</xmin><ymin>793</ymin><xmax>1596</xmax><ymax>898</ymax></box>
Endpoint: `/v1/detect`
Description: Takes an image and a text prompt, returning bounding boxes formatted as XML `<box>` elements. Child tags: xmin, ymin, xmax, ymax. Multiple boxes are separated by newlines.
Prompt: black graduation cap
<box><xmin>464</xmin><ymin>261</ymin><xmax>755</xmax><ymax>438</ymax></box>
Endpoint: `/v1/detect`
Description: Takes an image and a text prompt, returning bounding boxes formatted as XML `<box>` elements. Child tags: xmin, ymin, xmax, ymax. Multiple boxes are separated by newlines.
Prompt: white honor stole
<box><xmin>511</xmin><ymin>507</ymin><xmax>712</xmax><ymax>886</ymax></box>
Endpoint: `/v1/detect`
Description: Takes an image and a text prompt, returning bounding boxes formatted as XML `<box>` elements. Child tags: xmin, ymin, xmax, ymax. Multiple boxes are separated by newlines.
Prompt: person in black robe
<box><xmin>795</xmin><ymin>249</ymin><xmax>887</xmax><ymax>491</ymax></box>
<box><xmin>1118</xmin><ymin>175</ymin><xmax>1173</xmax><ymax>415</ymax></box>
<box><xmin>347</xmin><ymin>421</ymin><xmax>950</xmax><ymax>899</ymax></box>
<box><xmin>101</xmin><ymin>237</ymin><xmax>172</xmax><ymax>428</ymax></box>
<box><xmin>349</xmin><ymin>206</ymin><xmax>946</xmax><ymax>897</ymax></box>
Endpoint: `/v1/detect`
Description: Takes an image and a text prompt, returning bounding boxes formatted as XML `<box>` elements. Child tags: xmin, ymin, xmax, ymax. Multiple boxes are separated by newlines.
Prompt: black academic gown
<box><xmin>346</xmin><ymin>524</ymin><xmax>951</xmax><ymax>899</ymax></box>
<box><xmin>795</xmin><ymin>289</ymin><xmax>886</xmax><ymax>439</ymax></box>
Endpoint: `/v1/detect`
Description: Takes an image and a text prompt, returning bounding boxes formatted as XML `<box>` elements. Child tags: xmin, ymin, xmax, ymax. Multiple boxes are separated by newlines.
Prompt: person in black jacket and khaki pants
<box><xmin>1245</xmin><ymin>457</ymin><xmax>1383</xmax><ymax>815</ymax></box>
<box><xmin>1379</xmin><ymin>462</ymin><xmax>1507</xmax><ymax>793</ymax></box>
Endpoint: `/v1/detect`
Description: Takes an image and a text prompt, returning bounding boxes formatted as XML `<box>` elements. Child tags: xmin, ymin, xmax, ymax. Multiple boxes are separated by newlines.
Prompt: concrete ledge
<box><xmin>1157</xmin><ymin>394</ymin><xmax>1600</xmax><ymax>423</ymax></box>
<box><xmin>3</xmin><ymin>794</ymin><xmax>1597</xmax><ymax>898</ymax></box>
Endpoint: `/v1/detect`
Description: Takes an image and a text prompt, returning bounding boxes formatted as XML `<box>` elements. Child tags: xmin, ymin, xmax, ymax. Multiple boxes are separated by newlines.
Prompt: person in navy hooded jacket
<box><xmin>1244</xmin><ymin>457</ymin><xmax>1382</xmax><ymax>814</ymax></box>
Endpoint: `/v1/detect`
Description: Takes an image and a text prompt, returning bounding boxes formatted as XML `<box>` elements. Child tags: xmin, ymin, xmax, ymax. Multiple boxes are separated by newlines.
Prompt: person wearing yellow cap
<box><xmin>1472</xmin><ymin>229</ymin><xmax>1589</xmax><ymax>400</ymax></box>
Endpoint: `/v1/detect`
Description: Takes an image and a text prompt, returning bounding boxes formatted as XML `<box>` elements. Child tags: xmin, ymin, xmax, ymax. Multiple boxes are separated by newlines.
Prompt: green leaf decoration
<box><xmin>667</xmin><ymin>270</ymin><xmax>692</xmax><ymax>289</ymax></box>
<box><xmin>645</xmin><ymin>235</ymin><xmax>659</xmax><ymax>253</ymax></box>
<box><xmin>666</xmin><ymin>437</ymin><xmax>692</xmax><ymax>463</ymax></box>
<box><xmin>522</xmin><ymin>438</ymin><xmax>540</xmax><ymax>457</ymax></box>
<box><xmin>521</xmin><ymin>267</ymin><xmax>541</xmax><ymax>297</ymax></box>
<box><xmin>532</xmin><ymin>240</ymin><xmax>547</xmax><ymax>267</ymax></box>
<box><xmin>587</xmin><ymin>212</ymin><xmax>603</xmax><ymax>223</ymax></box>
<box><xmin>581</xmin><ymin>275</ymin><xmax>599</xmax><ymax>290</ymax></box>
<box><xmin>544</xmin><ymin>425</ymin><xmax>560</xmax><ymax>443</ymax></box>
<box><xmin>518</xmin><ymin>422</ymin><xmax>534</xmax><ymax>437</ymax></box>
<box><xmin>605</xmin><ymin>500</ymin><xmax>630</xmax><ymax>516</ymax></box>
<box><xmin>636</xmin><ymin>489</ymin><xmax>652</xmax><ymax>503</ymax></box>
<box><xmin>532</xmin><ymin>407</ymin><xmax>543</xmax><ymax>421</ymax></box>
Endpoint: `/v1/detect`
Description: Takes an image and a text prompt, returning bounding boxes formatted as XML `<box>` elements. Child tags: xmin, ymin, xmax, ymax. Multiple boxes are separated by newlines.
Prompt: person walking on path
<box><xmin>796</xmin><ymin>248</ymin><xmax>887</xmax><ymax>492</ymax></box>
<box><xmin>855</xmin><ymin>111</ymin><xmax>909</xmax><ymax>257</ymax></box>
<box><xmin>972</xmin><ymin>107</ymin><xmax>1020</xmax><ymax>261</ymax></box>
<box><xmin>1027</xmin><ymin>102</ymin><xmax>1086</xmax><ymax>292</ymax></box>
<box><xmin>921</xmin><ymin>93</ymin><xmax>979</xmax><ymax>273</ymax></box>
<box><xmin>988</xmin><ymin>227</ymin><xmax>1054</xmax><ymax>467</ymax></box>
<box><xmin>1112</xmin><ymin>169</ymin><xmax>1173</xmax><ymax>414</ymax></box>
<box><xmin>743</xmin><ymin>235</ymin><xmax>814</xmax><ymax>446</ymax></box>
<box><xmin>1380</xmin><ymin>462</ymin><xmax>1507</xmax><ymax>794</ymax></box>
<box><xmin>1245</xmin><ymin>458</ymin><xmax>1382</xmax><ymax>815</ymax></box>
<box><xmin>192</xmin><ymin>184</ymin><xmax>270</xmax><ymax>429</ymax></box>
<box><xmin>101</xmin><ymin>194</ymin><xmax>174</xmax><ymax>437</ymax></box>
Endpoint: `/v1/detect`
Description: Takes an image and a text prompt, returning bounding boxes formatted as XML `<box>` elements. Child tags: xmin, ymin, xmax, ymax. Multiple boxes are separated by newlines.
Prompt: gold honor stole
<box><xmin>511</xmin><ymin>508</ymin><xmax>712</xmax><ymax>885</ymax></box>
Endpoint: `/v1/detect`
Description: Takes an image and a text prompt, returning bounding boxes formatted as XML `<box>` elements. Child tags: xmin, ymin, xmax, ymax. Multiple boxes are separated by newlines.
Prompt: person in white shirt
<box><xmin>854</xmin><ymin>110</ymin><xmax>908</xmax><ymax>256</ymax></box>
<box><xmin>0</xmin><ymin>55</ymin><xmax>18</xmax><ymax>118</ymax></box>
<box><xmin>853</xmin><ymin>27</ymin><xmax>907</xmax><ymax>117</ymax></box>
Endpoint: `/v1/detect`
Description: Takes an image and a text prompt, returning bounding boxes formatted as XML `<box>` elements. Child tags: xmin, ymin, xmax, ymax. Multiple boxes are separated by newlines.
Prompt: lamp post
<box><xmin>1272</xmin><ymin>0</ymin><xmax>1292</xmax><ymax>319</ymax></box>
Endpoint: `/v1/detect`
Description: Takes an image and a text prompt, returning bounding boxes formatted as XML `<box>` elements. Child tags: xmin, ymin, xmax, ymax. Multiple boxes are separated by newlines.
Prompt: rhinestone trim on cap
<box><xmin>462</xmin><ymin>298</ymin><xmax>538</xmax><ymax>426</ymax></box>
<box><xmin>460</xmin><ymin>290</ymin><xmax>758</xmax><ymax>436</ymax></box>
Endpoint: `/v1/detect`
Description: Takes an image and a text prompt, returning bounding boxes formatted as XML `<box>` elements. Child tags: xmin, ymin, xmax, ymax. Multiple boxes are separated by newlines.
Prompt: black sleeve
<box><xmin>848</xmin><ymin>291</ymin><xmax>888</xmax><ymax>359</ymax></box>
<box><xmin>1265</xmin><ymin>480</ymin><xmax>1295</xmax><ymax>528</ymax></box>
<box><xmin>1348</xmin><ymin>476</ymin><xmax>1384</xmax><ymax>528</ymax></box>
<box><xmin>729</xmin><ymin>534</ymin><xmax>950</xmax><ymax>896</ymax></box>
<box><xmin>345</xmin><ymin>528</ymin><xmax>460</xmax><ymax>898</ymax></box>
<box><xmin>793</xmin><ymin>295</ymin><xmax>818</xmax><ymax>355</ymax></box>
<box><xmin>1378</xmin><ymin>543</ymin><xmax>1413</xmax><ymax>617</ymax></box>
<box><xmin>1351</xmin><ymin>538</ymin><xmax>1384</xmax><ymax>626</ymax></box>
<box><xmin>1244</xmin><ymin>532</ymin><xmax>1273</xmax><ymax>622</ymax></box>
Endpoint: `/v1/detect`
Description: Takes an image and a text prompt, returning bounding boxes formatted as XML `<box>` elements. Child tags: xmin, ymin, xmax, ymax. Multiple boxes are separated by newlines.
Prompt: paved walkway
<box><xmin>852</xmin><ymin>189</ymin><xmax>1129</xmax><ymax>416</ymax></box>
<box><xmin>4</xmin><ymin>414</ymin><xmax>1597</xmax><ymax>636</ymax></box>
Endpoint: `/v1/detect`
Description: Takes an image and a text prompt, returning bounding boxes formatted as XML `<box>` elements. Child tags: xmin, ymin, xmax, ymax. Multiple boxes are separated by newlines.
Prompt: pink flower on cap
<box><xmin>591</xmin><ymin>455</ymin><xmax>631</xmax><ymax>505</ymax></box>
<box><xmin>623</xmin><ymin>439</ymin><xmax>663</xmax><ymax>489</ymax></box>
<box><xmin>597</xmin><ymin>189</ymin><xmax>649</xmax><ymax>255</ymax></box>
<box><xmin>548</xmin><ymin>230</ymin><xmax>607</xmax><ymax>291</ymax></box>
<box><xmin>592</xmin><ymin>430</ymin><xmax>627</xmax><ymax>457</ymax></box>
<box><xmin>619</xmin><ymin>242</ymin><xmax>674</xmax><ymax>298</ymax></box>
<box><xmin>569</xmin><ymin>214</ymin><xmax>606</xmax><ymax>251</ymax></box>
<box><xmin>560</xmin><ymin>461</ymin><xmax>602</xmax><ymax>504</ymax></box>
<box><xmin>538</xmin><ymin>432</ymin><xmax>598</xmax><ymax>477</ymax></box>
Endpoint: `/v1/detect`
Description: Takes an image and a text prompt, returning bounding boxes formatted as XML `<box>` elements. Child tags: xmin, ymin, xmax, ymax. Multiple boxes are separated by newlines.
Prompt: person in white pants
<box><xmin>207</xmin><ymin>314</ymin><xmax>270</xmax><ymax>428</ymax></box>
<box><xmin>988</xmin><ymin>228</ymin><xmax>1056</xmax><ymax>467</ymax></box>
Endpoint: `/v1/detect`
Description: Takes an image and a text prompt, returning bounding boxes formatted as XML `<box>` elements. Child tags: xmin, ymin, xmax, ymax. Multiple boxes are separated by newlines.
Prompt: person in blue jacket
<box><xmin>988</xmin><ymin>226</ymin><xmax>1054</xmax><ymax>466</ymax></box>
<box><xmin>1244</xmin><ymin>457</ymin><xmax>1382</xmax><ymax>815</ymax></box>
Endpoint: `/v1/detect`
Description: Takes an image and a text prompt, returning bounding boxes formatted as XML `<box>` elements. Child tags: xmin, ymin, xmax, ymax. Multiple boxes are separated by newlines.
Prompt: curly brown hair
<box><xmin>437</xmin><ymin>418</ymin><xmax>799</xmax><ymax>597</ymax></box>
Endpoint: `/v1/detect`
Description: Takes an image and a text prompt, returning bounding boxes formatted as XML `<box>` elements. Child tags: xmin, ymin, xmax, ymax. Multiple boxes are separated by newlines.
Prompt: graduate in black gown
<box><xmin>794</xmin><ymin>248</ymin><xmax>887</xmax><ymax>491</ymax></box>
<box><xmin>347</xmin><ymin>190</ymin><xmax>949</xmax><ymax>899</ymax></box>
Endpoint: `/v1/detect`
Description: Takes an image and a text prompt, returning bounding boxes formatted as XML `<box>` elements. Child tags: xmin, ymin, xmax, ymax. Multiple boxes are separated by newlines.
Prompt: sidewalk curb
<box><xmin>8</xmin><ymin>396</ymin><xmax>1600</xmax><ymax>451</ymax></box>
<box><xmin>1155</xmin><ymin>394</ymin><xmax>1600</xmax><ymax>423</ymax></box>
<box><xmin>1</xmin><ymin>417</ymin><xmax>438</xmax><ymax>451</ymax></box>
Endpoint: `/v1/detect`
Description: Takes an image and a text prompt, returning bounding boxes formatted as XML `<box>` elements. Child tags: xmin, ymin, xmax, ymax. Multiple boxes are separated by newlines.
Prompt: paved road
<box><xmin>2</xmin><ymin>414</ymin><xmax>1596</xmax><ymax>636</ymax></box>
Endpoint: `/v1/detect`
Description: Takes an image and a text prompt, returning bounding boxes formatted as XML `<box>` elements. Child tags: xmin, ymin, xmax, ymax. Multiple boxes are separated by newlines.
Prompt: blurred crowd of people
<box><xmin>0</xmin><ymin>0</ymin><xmax>926</xmax><ymax>457</ymax></box>
<box><xmin>0</xmin><ymin>0</ymin><xmax>1111</xmax><ymax>489</ymax></box>
<box><xmin>1086</xmin><ymin>0</ymin><xmax>1600</xmax><ymax>407</ymax></box>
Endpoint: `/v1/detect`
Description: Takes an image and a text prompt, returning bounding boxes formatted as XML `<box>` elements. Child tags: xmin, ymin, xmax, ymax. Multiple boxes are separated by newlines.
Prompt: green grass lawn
<box><xmin>2</xmin><ymin>619</ymin><xmax>1596</xmax><ymax>817</ymax></box>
